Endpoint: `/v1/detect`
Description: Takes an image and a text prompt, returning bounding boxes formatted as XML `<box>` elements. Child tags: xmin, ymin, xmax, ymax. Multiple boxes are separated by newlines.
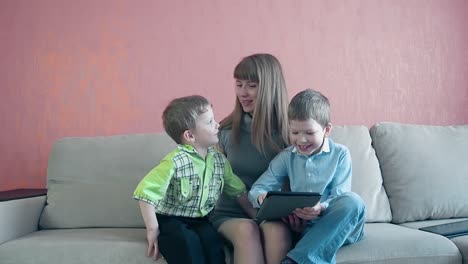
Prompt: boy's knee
<box><xmin>334</xmin><ymin>192</ymin><xmax>366</xmax><ymax>213</ymax></box>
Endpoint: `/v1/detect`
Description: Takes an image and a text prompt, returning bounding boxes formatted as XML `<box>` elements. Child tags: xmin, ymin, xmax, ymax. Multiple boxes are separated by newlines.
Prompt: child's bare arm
<box><xmin>138</xmin><ymin>201</ymin><xmax>161</xmax><ymax>260</ymax></box>
<box><xmin>139</xmin><ymin>201</ymin><xmax>158</xmax><ymax>230</ymax></box>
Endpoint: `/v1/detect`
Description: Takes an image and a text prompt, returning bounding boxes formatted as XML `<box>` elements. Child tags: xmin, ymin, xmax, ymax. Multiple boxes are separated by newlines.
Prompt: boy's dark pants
<box><xmin>156</xmin><ymin>214</ymin><xmax>225</xmax><ymax>264</ymax></box>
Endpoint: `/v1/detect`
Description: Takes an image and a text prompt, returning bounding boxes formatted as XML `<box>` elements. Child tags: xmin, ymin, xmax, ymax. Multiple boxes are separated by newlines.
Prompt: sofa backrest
<box><xmin>40</xmin><ymin>126</ymin><xmax>394</xmax><ymax>229</ymax></box>
<box><xmin>330</xmin><ymin>126</ymin><xmax>392</xmax><ymax>222</ymax></box>
<box><xmin>39</xmin><ymin>133</ymin><xmax>176</xmax><ymax>229</ymax></box>
<box><xmin>40</xmin><ymin>123</ymin><xmax>468</xmax><ymax>228</ymax></box>
<box><xmin>370</xmin><ymin>122</ymin><xmax>468</xmax><ymax>224</ymax></box>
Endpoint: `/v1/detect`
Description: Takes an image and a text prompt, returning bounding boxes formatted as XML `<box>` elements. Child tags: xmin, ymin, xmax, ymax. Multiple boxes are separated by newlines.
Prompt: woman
<box><xmin>210</xmin><ymin>53</ymin><xmax>291</xmax><ymax>264</ymax></box>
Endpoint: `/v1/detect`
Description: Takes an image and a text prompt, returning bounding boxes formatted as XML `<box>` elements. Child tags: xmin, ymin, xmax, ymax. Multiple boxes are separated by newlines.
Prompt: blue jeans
<box><xmin>288</xmin><ymin>192</ymin><xmax>366</xmax><ymax>264</ymax></box>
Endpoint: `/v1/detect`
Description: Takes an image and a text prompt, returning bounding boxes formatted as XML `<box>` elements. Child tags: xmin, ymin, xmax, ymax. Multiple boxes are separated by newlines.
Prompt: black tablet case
<box><xmin>419</xmin><ymin>220</ymin><xmax>468</xmax><ymax>238</ymax></box>
<box><xmin>255</xmin><ymin>191</ymin><xmax>321</xmax><ymax>223</ymax></box>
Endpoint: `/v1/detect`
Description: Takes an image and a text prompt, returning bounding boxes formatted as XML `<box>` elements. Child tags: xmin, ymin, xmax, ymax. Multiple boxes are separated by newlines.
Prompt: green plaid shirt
<box><xmin>133</xmin><ymin>144</ymin><xmax>246</xmax><ymax>217</ymax></box>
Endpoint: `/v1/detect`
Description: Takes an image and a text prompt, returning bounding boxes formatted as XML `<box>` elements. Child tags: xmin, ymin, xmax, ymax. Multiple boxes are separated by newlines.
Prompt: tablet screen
<box><xmin>255</xmin><ymin>191</ymin><xmax>321</xmax><ymax>223</ymax></box>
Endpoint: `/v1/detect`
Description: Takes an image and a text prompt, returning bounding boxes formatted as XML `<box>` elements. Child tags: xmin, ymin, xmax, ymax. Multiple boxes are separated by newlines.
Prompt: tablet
<box><xmin>255</xmin><ymin>191</ymin><xmax>322</xmax><ymax>223</ymax></box>
<box><xmin>419</xmin><ymin>220</ymin><xmax>468</xmax><ymax>238</ymax></box>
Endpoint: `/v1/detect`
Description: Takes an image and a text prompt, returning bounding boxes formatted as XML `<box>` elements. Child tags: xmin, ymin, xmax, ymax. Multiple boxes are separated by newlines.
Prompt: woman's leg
<box><xmin>260</xmin><ymin>220</ymin><xmax>292</xmax><ymax>264</ymax></box>
<box><xmin>218</xmin><ymin>218</ymin><xmax>265</xmax><ymax>264</ymax></box>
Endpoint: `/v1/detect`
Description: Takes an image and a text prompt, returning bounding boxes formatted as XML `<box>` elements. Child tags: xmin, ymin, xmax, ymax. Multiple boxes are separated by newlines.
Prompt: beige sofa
<box><xmin>1</xmin><ymin>122</ymin><xmax>467</xmax><ymax>264</ymax></box>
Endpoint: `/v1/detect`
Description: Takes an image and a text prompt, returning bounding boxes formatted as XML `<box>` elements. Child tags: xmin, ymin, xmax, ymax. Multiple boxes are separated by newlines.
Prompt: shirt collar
<box><xmin>177</xmin><ymin>144</ymin><xmax>216</xmax><ymax>156</ymax></box>
<box><xmin>292</xmin><ymin>138</ymin><xmax>330</xmax><ymax>156</ymax></box>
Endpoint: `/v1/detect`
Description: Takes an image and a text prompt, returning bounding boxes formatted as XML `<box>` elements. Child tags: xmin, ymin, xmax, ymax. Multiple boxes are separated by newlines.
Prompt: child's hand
<box><xmin>293</xmin><ymin>202</ymin><xmax>324</xmax><ymax>220</ymax></box>
<box><xmin>146</xmin><ymin>228</ymin><xmax>161</xmax><ymax>260</ymax></box>
<box><xmin>282</xmin><ymin>214</ymin><xmax>308</xmax><ymax>233</ymax></box>
<box><xmin>257</xmin><ymin>193</ymin><xmax>268</xmax><ymax>205</ymax></box>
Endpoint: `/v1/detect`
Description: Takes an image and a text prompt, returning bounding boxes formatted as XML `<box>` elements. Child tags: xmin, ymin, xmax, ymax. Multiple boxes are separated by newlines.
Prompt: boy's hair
<box><xmin>288</xmin><ymin>89</ymin><xmax>330</xmax><ymax>128</ymax></box>
<box><xmin>163</xmin><ymin>95</ymin><xmax>210</xmax><ymax>144</ymax></box>
<box><xmin>221</xmin><ymin>53</ymin><xmax>289</xmax><ymax>154</ymax></box>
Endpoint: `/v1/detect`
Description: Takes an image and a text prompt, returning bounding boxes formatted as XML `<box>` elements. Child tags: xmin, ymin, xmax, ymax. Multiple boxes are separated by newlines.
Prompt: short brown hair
<box><xmin>162</xmin><ymin>95</ymin><xmax>210</xmax><ymax>144</ymax></box>
<box><xmin>288</xmin><ymin>89</ymin><xmax>330</xmax><ymax>128</ymax></box>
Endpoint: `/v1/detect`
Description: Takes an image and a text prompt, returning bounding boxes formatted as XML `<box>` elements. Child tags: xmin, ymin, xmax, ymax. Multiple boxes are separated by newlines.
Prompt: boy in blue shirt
<box><xmin>134</xmin><ymin>95</ymin><xmax>247</xmax><ymax>264</ymax></box>
<box><xmin>249</xmin><ymin>89</ymin><xmax>366</xmax><ymax>264</ymax></box>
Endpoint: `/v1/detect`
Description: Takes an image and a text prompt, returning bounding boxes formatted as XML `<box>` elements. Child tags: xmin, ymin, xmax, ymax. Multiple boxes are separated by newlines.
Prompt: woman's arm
<box><xmin>236</xmin><ymin>192</ymin><xmax>258</xmax><ymax>219</ymax></box>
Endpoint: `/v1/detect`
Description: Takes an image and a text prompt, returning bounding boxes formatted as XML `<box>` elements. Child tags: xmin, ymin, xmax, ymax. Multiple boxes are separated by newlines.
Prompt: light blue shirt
<box><xmin>248</xmin><ymin>138</ymin><xmax>352</xmax><ymax>209</ymax></box>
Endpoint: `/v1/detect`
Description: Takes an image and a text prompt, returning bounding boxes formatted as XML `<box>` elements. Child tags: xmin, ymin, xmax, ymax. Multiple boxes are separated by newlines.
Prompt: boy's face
<box><xmin>235</xmin><ymin>79</ymin><xmax>259</xmax><ymax>114</ymax></box>
<box><xmin>289</xmin><ymin>118</ymin><xmax>331</xmax><ymax>156</ymax></box>
<box><xmin>191</xmin><ymin>106</ymin><xmax>220</xmax><ymax>148</ymax></box>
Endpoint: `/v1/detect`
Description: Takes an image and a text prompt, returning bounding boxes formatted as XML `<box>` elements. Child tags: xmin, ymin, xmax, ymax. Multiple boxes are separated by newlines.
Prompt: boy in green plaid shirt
<box><xmin>133</xmin><ymin>95</ymin><xmax>247</xmax><ymax>264</ymax></box>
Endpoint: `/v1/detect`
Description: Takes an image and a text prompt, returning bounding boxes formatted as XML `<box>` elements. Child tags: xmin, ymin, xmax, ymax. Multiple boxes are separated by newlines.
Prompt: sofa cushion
<box><xmin>336</xmin><ymin>223</ymin><xmax>461</xmax><ymax>264</ymax></box>
<box><xmin>0</xmin><ymin>229</ymin><xmax>167</xmax><ymax>264</ymax></box>
<box><xmin>401</xmin><ymin>218</ymin><xmax>468</xmax><ymax>264</ymax></box>
<box><xmin>0</xmin><ymin>228</ymin><xmax>235</xmax><ymax>264</ymax></box>
<box><xmin>451</xmin><ymin>236</ymin><xmax>468</xmax><ymax>264</ymax></box>
<box><xmin>330</xmin><ymin>126</ymin><xmax>392</xmax><ymax>222</ymax></box>
<box><xmin>370</xmin><ymin>122</ymin><xmax>468</xmax><ymax>224</ymax></box>
<box><xmin>0</xmin><ymin>225</ymin><xmax>461</xmax><ymax>264</ymax></box>
<box><xmin>39</xmin><ymin>133</ymin><xmax>176</xmax><ymax>229</ymax></box>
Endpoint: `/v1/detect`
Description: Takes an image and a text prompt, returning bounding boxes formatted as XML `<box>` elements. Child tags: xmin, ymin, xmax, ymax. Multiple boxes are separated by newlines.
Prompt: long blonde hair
<box><xmin>221</xmin><ymin>53</ymin><xmax>289</xmax><ymax>154</ymax></box>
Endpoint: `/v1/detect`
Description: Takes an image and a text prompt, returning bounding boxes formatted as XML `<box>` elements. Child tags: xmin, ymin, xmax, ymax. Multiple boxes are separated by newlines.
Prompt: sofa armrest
<box><xmin>0</xmin><ymin>189</ymin><xmax>47</xmax><ymax>244</ymax></box>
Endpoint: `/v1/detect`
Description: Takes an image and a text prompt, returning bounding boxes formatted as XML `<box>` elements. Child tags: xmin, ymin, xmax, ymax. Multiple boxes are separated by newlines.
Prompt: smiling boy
<box><xmin>248</xmin><ymin>89</ymin><xmax>366</xmax><ymax>264</ymax></box>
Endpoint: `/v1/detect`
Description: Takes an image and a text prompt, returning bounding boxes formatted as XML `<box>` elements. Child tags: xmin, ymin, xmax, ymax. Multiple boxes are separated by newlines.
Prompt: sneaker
<box><xmin>280</xmin><ymin>256</ymin><xmax>298</xmax><ymax>264</ymax></box>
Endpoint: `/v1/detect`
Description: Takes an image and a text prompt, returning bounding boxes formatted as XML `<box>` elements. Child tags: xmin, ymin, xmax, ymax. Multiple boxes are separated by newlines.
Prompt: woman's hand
<box><xmin>146</xmin><ymin>228</ymin><xmax>161</xmax><ymax>261</ymax></box>
<box><xmin>293</xmin><ymin>202</ymin><xmax>324</xmax><ymax>221</ymax></box>
<box><xmin>282</xmin><ymin>214</ymin><xmax>308</xmax><ymax>233</ymax></box>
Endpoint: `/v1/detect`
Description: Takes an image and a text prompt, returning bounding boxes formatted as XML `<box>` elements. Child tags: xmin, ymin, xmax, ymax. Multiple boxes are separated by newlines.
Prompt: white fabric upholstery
<box><xmin>370</xmin><ymin>123</ymin><xmax>468</xmax><ymax>224</ymax></box>
<box><xmin>330</xmin><ymin>125</ymin><xmax>392</xmax><ymax>222</ymax></box>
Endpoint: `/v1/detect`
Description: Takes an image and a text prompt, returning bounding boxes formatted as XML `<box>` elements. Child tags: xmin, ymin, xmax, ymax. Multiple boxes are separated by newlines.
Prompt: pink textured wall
<box><xmin>1</xmin><ymin>0</ymin><xmax>467</xmax><ymax>191</ymax></box>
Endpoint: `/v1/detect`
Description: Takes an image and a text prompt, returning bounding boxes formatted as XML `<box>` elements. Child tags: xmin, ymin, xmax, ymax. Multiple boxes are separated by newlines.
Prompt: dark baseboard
<box><xmin>0</xmin><ymin>188</ymin><xmax>47</xmax><ymax>202</ymax></box>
